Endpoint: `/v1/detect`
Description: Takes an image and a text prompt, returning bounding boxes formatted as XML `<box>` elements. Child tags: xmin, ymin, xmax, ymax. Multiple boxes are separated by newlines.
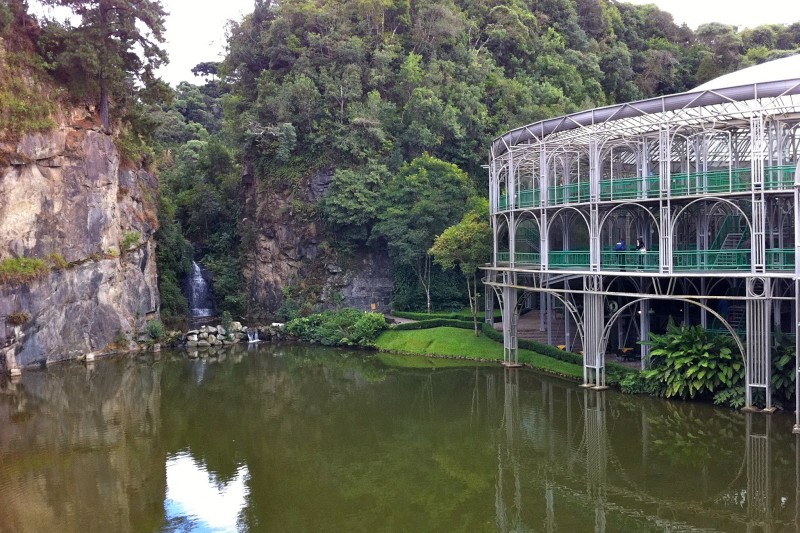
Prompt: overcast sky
<box><xmin>152</xmin><ymin>0</ymin><xmax>800</xmax><ymax>85</ymax></box>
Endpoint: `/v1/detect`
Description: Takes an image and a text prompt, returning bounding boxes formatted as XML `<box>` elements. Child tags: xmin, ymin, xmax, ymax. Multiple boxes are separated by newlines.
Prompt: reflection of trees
<box><xmin>3</xmin><ymin>346</ymin><xmax>800</xmax><ymax>531</ymax></box>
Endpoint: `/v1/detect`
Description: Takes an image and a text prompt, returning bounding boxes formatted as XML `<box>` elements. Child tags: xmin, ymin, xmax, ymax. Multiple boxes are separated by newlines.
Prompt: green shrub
<box><xmin>146</xmin><ymin>319</ymin><xmax>165</xmax><ymax>339</ymax></box>
<box><xmin>221</xmin><ymin>310</ymin><xmax>233</xmax><ymax>333</ymax></box>
<box><xmin>643</xmin><ymin>319</ymin><xmax>743</xmax><ymax>400</ymax></box>
<box><xmin>0</xmin><ymin>53</ymin><xmax>56</xmax><ymax>142</ymax></box>
<box><xmin>392</xmin><ymin>318</ymin><xmax>475</xmax><ymax>331</ymax></box>
<box><xmin>352</xmin><ymin>312</ymin><xmax>389</xmax><ymax>344</ymax></box>
<box><xmin>46</xmin><ymin>253</ymin><xmax>69</xmax><ymax>269</ymax></box>
<box><xmin>619</xmin><ymin>371</ymin><xmax>661</xmax><ymax>395</ymax></box>
<box><xmin>713</xmin><ymin>387</ymin><xmax>746</xmax><ymax>409</ymax></box>
<box><xmin>287</xmin><ymin>308</ymin><xmax>387</xmax><ymax>346</ymax></box>
<box><xmin>121</xmin><ymin>231</ymin><xmax>141</xmax><ymax>250</ymax></box>
<box><xmin>771</xmin><ymin>333</ymin><xmax>796</xmax><ymax>405</ymax></box>
<box><xmin>0</xmin><ymin>257</ymin><xmax>49</xmax><ymax>284</ymax></box>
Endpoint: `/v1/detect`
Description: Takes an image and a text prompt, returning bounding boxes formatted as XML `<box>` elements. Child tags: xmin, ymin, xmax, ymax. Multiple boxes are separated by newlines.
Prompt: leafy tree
<box><xmin>39</xmin><ymin>0</ymin><xmax>168</xmax><ymax>129</ymax></box>
<box><xmin>373</xmin><ymin>154</ymin><xmax>473</xmax><ymax>313</ymax></box>
<box><xmin>429</xmin><ymin>198</ymin><xmax>491</xmax><ymax>335</ymax></box>
<box><xmin>320</xmin><ymin>161</ymin><xmax>389</xmax><ymax>245</ymax></box>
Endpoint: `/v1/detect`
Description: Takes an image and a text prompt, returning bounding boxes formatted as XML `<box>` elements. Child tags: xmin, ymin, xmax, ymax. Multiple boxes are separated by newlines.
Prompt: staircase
<box><xmin>720</xmin><ymin>232</ymin><xmax>743</xmax><ymax>250</ymax></box>
<box><xmin>502</xmin><ymin>309</ymin><xmax>583</xmax><ymax>352</ymax></box>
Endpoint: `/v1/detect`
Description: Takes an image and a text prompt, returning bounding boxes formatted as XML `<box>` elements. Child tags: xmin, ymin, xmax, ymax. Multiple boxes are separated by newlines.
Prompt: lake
<box><xmin>0</xmin><ymin>343</ymin><xmax>798</xmax><ymax>532</ymax></box>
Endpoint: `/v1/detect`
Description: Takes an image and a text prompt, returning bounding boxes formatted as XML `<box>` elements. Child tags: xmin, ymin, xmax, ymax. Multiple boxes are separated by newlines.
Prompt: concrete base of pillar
<box><xmin>84</xmin><ymin>353</ymin><xmax>96</xmax><ymax>362</ymax></box>
<box><xmin>579</xmin><ymin>383</ymin><xmax>594</xmax><ymax>389</ymax></box>
<box><xmin>742</xmin><ymin>406</ymin><xmax>778</xmax><ymax>414</ymax></box>
<box><xmin>793</xmin><ymin>424</ymin><xmax>800</xmax><ymax>434</ymax></box>
<box><xmin>9</xmin><ymin>367</ymin><xmax>21</xmax><ymax>377</ymax></box>
<box><xmin>502</xmin><ymin>362</ymin><xmax>523</xmax><ymax>368</ymax></box>
<box><xmin>592</xmin><ymin>385</ymin><xmax>610</xmax><ymax>391</ymax></box>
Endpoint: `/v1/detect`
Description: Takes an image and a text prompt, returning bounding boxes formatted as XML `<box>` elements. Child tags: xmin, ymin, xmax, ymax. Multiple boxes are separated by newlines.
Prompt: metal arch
<box><xmin>599</xmin><ymin>297</ymin><xmax>746</xmax><ymax>364</ymax></box>
<box><xmin>544</xmin><ymin>143</ymin><xmax>590</xmax><ymax>167</ymax></box>
<box><xmin>513</xmin><ymin>211</ymin><xmax>541</xmax><ymax>233</ymax></box>
<box><xmin>539</xmin><ymin>288</ymin><xmax>586</xmax><ymax>352</ymax></box>
<box><xmin>671</xmin><ymin>197</ymin><xmax>754</xmax><ymax>238</ymax></box>
<box><xmin>546</xmin><ymin>206</ymin><xmax>591</xmax><ymax>233</ymax></box>
<box><xmin>597</xmin><ymin>203</ymin><xmax>660</xmax><ymax>238</ymax></box>
<box><xmin>596</xmin><ymin>138</ymin><xmax>642</xmax><ymax>160</ymax></box>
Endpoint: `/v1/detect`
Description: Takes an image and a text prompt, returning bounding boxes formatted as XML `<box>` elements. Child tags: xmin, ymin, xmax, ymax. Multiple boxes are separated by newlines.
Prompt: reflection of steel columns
<box><xmin>639</xmin><ymin>299</ymin><xmax>650</xmax><ymax>370</ymax></box>
<box><xmin>745</xmin><ymin>278</ymin><xmax>773</xmax><ymax>411</ymax></box>
<box><xmin>582</xmin><ymin>275</ymin><xmax>607</xmax><ymax>388</ymax></box>
<box><xmin>495</xmin><ymin>368</ymin><xmax>524</xmax><ymax>531</ymax></box>
<box><xmin>584</xmin><ymin>390</ymin><xmax>608</xmax><ymax>533</ymax></box>
<box><xmin>745</xmin><ymin>414</ymin><xmax>772</xmax><ymax>531</ymax></box>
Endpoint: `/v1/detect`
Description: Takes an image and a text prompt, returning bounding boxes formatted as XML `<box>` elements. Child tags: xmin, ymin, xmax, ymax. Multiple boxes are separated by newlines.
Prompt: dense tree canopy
<box><xmin>37</xmin><ymin>0</ymin><xmax>168</xmax><ymax>128</ymax></box>
<box><xmin>13</xmin><ymin>0</ymin><xmax>800</xmax><ymax>317</ymax></box>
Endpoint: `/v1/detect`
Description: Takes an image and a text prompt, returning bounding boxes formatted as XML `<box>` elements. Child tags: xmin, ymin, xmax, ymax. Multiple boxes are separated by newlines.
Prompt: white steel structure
<box><xmin>485</xmin><ymin>56</ymin><xmax>800</xmax><ymax>421</ymax></box>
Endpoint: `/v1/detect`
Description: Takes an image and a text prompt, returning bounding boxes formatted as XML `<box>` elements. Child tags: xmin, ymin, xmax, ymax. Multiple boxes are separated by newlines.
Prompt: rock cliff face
<box><xmin>0</xmin><ymin>108</ymin><xmax>160</xmax><ymax>371</ymax></box>
<box><xmin>241</xmin><ymin>168</ymin><xmax>392</xmax><ymax>316</ymax></box>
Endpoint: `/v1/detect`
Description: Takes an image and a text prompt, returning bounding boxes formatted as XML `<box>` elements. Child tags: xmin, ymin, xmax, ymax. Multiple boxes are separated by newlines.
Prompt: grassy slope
<box><xmin>375</xmin><ymin>327</ymin><xmax>583</xmax><ymax>380</ymax></box>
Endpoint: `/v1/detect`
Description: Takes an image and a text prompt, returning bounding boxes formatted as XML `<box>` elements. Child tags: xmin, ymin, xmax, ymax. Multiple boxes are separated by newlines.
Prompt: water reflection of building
<box><xmin>493</xmin><ymin>372</ymin><xmax>800</xmax><ymax>532</ymax></box>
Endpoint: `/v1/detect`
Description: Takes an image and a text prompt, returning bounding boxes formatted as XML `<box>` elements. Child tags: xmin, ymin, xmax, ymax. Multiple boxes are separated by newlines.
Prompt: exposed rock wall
<box><xmin>241</xmin><ymin>167</ymin><xmax>392</xmax><ymax>316</ymax></box>
<box><xmin>0</xmin><ymin>109</ymin><xmax>160</xmax><ymax>371</ymax></box>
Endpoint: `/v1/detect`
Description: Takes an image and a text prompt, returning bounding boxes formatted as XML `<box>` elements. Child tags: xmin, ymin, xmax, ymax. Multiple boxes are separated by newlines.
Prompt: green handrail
<box><xmin>496</xmin><ymin>164</ymin><xmax>797</xmax><ymax>212</ymax></box>
<box><xmin>495</xmin><ymin>248</ymin><xmax>794</xmax><ymax>271</ymax></box>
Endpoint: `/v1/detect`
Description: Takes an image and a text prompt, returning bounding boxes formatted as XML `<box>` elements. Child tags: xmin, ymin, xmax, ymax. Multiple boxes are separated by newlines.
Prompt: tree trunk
<box><xmin>467</xmin><ymin>275</ymin><xmax>478</xmax><ymax>336</ymax></box>
<box><xmin>100</xmin><ymin>83</ymin><xmax>110</xmax><ymax>131</ymax></box>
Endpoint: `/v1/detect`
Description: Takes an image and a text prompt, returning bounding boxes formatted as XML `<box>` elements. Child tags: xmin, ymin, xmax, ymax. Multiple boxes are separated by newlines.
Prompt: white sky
<box><xmin>157</xmin><ymin>0</ymin><xmax>255</xmax><ymax>86</ymax></box>
<box><xmin>621</xmin><ymin>0</ymin><xmax>800</xmax><ymax>30</ymax></box>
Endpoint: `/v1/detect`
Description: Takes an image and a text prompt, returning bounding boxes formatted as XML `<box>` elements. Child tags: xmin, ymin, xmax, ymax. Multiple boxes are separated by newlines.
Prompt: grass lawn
<box><xmin>374</xmin><ymin>327</ymin><xmax>583</xmax><ymax>380</ymax></box>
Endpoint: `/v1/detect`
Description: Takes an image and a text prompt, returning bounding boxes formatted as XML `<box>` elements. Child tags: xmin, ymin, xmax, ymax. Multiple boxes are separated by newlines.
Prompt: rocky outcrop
<box><xmin>0</xmin><ymin>107</ymin><xmax>160</xmax><ymax>371</ymax></box>
<box><xmin>241</xmin><ymin>166</ymin><xmax>392</xmax><ymax>316</ymax></box>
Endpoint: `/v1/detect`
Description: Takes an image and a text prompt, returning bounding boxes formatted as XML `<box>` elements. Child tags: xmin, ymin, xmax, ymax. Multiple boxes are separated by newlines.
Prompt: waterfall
<box><xmin>247</xmin><ymin>328</ymin><xmax>260</xmax><ymax>343</ymax></box>
<box><xmin>187</xmin><ymin>261</ymin><xmax>214</xmax><ymax>318</ymax></box>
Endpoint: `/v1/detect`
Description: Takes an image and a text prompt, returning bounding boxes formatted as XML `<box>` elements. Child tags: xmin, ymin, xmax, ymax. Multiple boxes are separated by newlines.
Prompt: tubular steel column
<box><xmin>658</xmin><ymin>127</ymin><xmax>673</xmax><ymax>274</ymax></box>
<box><xmin>502</xmin><ymin>271</ymin><xmax>520</xmax><ymax>367</ymax></box>
<box><xmin>752</xmin><ymin>115</ymin><xmax>767</xmax><ymax>274</ymax></box>
<box><xmin>582</xmin><ymin>275</ymin><xmax>606</xmax><ymax>389</ymax></box>
<box><xmin>795</xmin><ymin>168</ymin><xmax>800</xmax><ymax>432</ymax></box>
<box><xmin>745</xmin><ymin>277</ymin><xmax>773</xmax><ymax>411</ymax></box>
<box><xmin>639</xmin><ymin>299</ymin><xmax>650</xmax><ymax>370</ymax></box>
<box><xmin>589</xmin><ymin>139</ymin><xmax>601</xmax><ymax>272</ymax></box>
<box><xmin>485</xmin><ymin>268</ymin><xmax>495</xmax><ymax>325</ymax></box>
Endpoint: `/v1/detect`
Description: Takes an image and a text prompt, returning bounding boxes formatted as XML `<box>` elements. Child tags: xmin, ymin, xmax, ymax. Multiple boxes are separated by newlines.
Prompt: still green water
<box><xmin>0</xmin><ymin>343</ymin><xmax>799</xmax><ymax>532</ymax></box>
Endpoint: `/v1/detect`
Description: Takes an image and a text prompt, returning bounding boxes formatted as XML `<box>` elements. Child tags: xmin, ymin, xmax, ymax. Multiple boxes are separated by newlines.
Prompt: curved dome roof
<box><xmin>491</xmin><ymin>54</ymin><xmax>800</xmax><ymax>158</ymax></box>
<box><xmin>692</xmin><ymin>54</ymin><xmax>800</xmax><ymax>92</ymax></box>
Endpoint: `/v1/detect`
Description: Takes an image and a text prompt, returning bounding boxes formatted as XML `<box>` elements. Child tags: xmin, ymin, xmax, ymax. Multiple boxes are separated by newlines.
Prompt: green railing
<box><xmin>765</xmin><ymin>165</ymin><xmax>796</xmax><ymax>190</ymax></box>
<box><xmin>495</xmin><ymin>165</ymin><xmax>796</xmax><ymax>212</ymax></box>
<box><xmin>598</xmin><ymin>175</ymin><xmax>660</xmax><ymax>201</ymax></box>
<box><xmin>548</xmin><ymin>251</ymin><xmax>590</xmax><ymax>270</ymax></box>
<box><xmin>495</xmin><ymin>252</ymin><xmax>541</xmax><ymax>265</ymax></box>
<box><xmin>766</xmin><ymin>249</ymin><xmax>795</xmax><ymax>270</ymax></box>
<box><xmin>495</xmin><ymin>248</ymin><xmax>794</xmax><ymax>271</ymax></box>
<box><xmin>600</xmin><ymin>250</ymin><xmax>659</xmax><ymax>271</ymax></box>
